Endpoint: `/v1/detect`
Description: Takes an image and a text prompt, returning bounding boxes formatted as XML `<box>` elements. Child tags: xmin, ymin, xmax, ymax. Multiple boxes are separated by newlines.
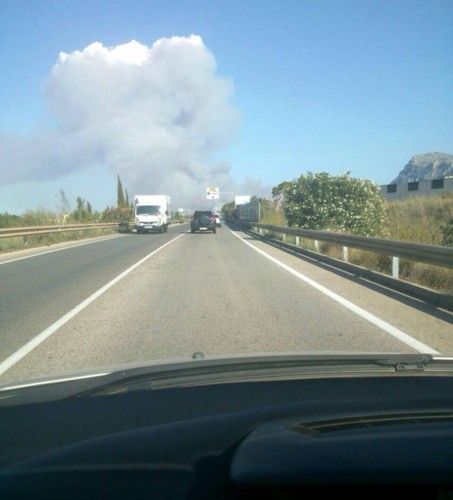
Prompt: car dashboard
<box><xmin>1</xmin><ymin>373</ymin><xmax>453</xmax><ymax>498</ymax></box>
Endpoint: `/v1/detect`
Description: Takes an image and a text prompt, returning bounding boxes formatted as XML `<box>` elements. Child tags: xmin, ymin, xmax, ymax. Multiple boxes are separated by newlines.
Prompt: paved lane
<box><xmin>0</xmin><ymin>225</ymin><xmax>188</xmax><ymax>363</ymax></box>
<box><xmin>4</xmin><ymin>224</ymin><xmax>450</xmax><ymax>384</ymax></box>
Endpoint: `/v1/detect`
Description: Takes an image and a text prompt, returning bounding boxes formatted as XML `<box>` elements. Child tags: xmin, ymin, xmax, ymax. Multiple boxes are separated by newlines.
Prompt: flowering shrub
<box><xmin>273</xmin><ymin>172</ymin><xmax>385</xmax><ymax>236</ymax></box>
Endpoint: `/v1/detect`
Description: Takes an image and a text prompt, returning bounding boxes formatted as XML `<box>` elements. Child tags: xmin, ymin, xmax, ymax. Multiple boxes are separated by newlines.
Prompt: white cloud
<box><xmin>0</xmin><ymin>35</ymin><xmax>248</xmax><ymax>207</ymax></box>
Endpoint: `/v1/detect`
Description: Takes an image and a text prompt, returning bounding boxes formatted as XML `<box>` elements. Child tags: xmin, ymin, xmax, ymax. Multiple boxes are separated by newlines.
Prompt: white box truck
<box><xmin>134</xmin><ymin>195</ymin><xmax>171</xmax><ymax>233</ymax></box>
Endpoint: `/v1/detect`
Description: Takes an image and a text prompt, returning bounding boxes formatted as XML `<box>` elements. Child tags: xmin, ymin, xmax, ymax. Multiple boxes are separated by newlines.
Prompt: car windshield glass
<box><xmin>0</xmin><ymin>1</ymin><xmax>452</xmax><ymax>387</ymax></box>
<box><xmin>136</xmin><ymin>206</ymin><xmax>159</xmax><ymax>215</ymax></box>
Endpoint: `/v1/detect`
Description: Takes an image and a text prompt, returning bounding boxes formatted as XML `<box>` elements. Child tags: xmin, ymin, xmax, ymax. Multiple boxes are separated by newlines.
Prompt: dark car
<box><xmin>190</xmin><ymin>210</ymin><xmax>216</xmax><ymax>233</ymax></box>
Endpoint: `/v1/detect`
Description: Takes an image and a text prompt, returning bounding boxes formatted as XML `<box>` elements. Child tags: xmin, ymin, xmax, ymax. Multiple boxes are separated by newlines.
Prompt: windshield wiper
<box><xmin>2</xmin><ymin>353</ymin><xmax>450</xmax><ymax>402</ymax></box>
<box><xmin>69</xmin><ymin>353</ymin><xmax>443</xmax><ymax>397</ymax></box>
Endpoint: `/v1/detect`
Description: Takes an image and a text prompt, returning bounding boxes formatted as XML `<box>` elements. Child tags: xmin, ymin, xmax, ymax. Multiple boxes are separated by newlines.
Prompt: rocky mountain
<box><xmin>391</xmin><ymin>152</ymin><xmax>453</xmax><ymax>184</ymax></box>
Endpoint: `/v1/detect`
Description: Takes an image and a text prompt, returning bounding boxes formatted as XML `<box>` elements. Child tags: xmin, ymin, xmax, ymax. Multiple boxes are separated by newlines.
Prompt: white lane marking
<box><xmin>229</xmin><ymin>229</ymin><xmax>438</xmax><ymax>355</ymax></box>
<box><xmin>0</xmin><ymin>233</ymin><xmax>124</xmax><ymax>266</ymax></box>
<box><xmin>0</xmin><ymin>372</ymin><xmax>110</xmax><ymax>391</ymax></box>
<box><xmin>0</xmin><ymin>233</ymin><xmax>185</xmax><ymax>376</ymax></box>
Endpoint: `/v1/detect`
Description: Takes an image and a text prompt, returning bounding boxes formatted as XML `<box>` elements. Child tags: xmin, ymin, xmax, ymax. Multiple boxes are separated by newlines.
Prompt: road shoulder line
<box><xmin>229</xmin><ymin>229</ymin><xmax>438</xmax><ymax>355</ymax></box>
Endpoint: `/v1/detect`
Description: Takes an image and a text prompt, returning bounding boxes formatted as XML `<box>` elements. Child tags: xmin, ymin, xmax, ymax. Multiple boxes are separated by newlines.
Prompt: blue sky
<box><xmin>1</xmin><ymin>0</ymin><xmax>452</xmax><ymax>213</ymax></box>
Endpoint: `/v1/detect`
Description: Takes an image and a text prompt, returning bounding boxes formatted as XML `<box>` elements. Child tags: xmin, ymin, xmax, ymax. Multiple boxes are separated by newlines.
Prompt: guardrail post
<box><xmin>295</xmin><ymin>236</ymin><xmax>300</xmax><ymax>246</ymax></box>
<box><xmin>282</xmin><ymin>233</ymin><xmax>286</xmax><ymax>242</ymax></box>
<box><xmin>314</xmin><ymin>240</ymin><xmax>320</xmax><ymax>252</ymax></box>
<box><xmin>342</xmin><ymin>246</ymin><xmax>349</xmax><ymax>262</ymax></box>
<box><xmin>392</xmin><ymin>257</ymin><xmax>399</xmax><ymax>279</ymax></box>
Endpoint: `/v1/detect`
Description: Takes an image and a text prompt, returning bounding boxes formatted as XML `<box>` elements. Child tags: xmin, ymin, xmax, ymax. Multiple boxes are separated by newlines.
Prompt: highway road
<box><xmin>1</xmin><ymin>223</ymin><xmax>452</xmax><ymax>384</ymax></box>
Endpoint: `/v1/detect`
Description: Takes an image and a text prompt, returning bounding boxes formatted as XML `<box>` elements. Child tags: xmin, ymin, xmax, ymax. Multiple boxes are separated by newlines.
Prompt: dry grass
<box><xmin>0</xmin><ymin>227</ymin><xmax>117</xmax><ymax>254</ymax></box>
<box><xmin>384</xmin><ymin>193</ymin><xmax>453</xmax><ymax>245</ymax></box>
<box><xmin>355</xmin><ymin>195</ymin><xmax>453</xmax><ymax>291</ymax></box>
<box><xmin>260</xmin><ymin>203</ymin><xmax>286</xmax><ymax>226</ymax></box>
<box><xmin>348</xmin><ymin>248</ymin><xmax>453</xmax><ymax>293</ymax></box>
<box><xmin>255</xmin><ymin>194</ymin><xmax>453</xmax><ymax>292</ymax></box>
<box><xmin>287</xmin><ymin>240</ymin><xmax>453</xmax><ymax>293</ymax></box>
<box><xmin>401</xmin><ymin>262</ymin><xmax>453</xmax><ymax>292</ymax></box>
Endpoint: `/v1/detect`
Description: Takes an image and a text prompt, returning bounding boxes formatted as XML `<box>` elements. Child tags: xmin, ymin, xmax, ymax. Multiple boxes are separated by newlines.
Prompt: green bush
<box><xmin>273</xmin><ymin>172</ymin><xmax>385</xmax><ymax>236</ymax></box>
<box><xmin>70</xmin><ymin>197</ymin><xmax>96</xmax><ymax>223</ymax></box>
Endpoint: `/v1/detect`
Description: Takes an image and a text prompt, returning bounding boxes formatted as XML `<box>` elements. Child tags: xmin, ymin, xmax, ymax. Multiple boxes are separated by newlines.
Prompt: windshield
<box><xmin>136</xmin><ymin>205</ymin><xmax>160</xmax><ymax>215</ymax></box>
<box><xmin>0</xmin><ymin>1</ymin><xmax>452</xmax><ymax>387</ymax></box>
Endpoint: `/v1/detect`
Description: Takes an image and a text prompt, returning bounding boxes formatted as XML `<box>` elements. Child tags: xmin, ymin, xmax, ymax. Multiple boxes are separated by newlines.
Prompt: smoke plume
<box><xmin>0</xmin><ymin>35</ymin><xmax>246</xmax><ymax>207</ymax></box>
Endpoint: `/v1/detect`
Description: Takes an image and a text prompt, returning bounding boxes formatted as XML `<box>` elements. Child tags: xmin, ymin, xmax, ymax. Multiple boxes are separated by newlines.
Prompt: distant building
<box><xmin>380</xmin><ymin>177</ymin><xmax>453</xmax><ymax>200</ymax></box>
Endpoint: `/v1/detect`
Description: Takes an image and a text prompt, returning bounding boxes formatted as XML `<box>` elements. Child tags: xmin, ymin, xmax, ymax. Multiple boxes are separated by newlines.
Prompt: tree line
<box><xmin>0</xmin><ymin>175</ymin><xmax>135</xmax><ymax>227</ymax></box>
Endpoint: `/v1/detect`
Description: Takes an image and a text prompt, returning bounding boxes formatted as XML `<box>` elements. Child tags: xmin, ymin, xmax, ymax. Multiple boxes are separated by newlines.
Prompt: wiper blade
<box><xmin>1</xmin><ymin>353</ymin><xmax>448</xmax><ymax>402</ymax></box>
<box><xmin>72</xmin><ymin>353</ymin><xmax>439</xmax><ymax>397</ymax></box>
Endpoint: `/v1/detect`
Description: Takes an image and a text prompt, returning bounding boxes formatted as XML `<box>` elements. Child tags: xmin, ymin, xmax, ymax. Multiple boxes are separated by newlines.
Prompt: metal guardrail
<box><xmin>230</xmin><ymin>219</ymin><xmax>453</xmax><ymax>308</ymax></box>
<box><xmin>237</xmin><ymin>221</ymin><xmax>453</xmax><ymax>275</ymax></box>
<box><xmin>0</xmin><ymin>223</ymin><xmax>118</xmax><ymax>239</ymax></box>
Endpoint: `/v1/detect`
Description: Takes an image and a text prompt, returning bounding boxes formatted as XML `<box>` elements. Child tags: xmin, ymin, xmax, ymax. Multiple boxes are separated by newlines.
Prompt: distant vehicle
<box><xmin>134</xmin><ymin>195</ymin><xmax>171</xmax><ymax>234</ymax></box>
<box><xmin>191</xmin><ymin>210</ymin><xmax>216</xmax><ymax>233</ymax></box>
<box><xmin>214</xmin><ymin>214</ymin><xmax>221</xmax><ymax>227</ymax></box>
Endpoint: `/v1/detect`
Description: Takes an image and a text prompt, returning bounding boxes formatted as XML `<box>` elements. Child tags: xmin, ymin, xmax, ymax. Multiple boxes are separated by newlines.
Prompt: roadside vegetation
<box><xmin>171</xmin><ymin>211</ymin><xmax>186</xmax><ymax>224</ymax></box>
<box><xmin>385</xmin><ymin>194</ymin><xmax>453</xmax><ymax>246</ymax></box>
<box><xmin>272</xmin><ymin>172</ymin><xmax>385</xmax><ymax>236</ymax></box>
<box><xmin>375</xmin><ymin>194</ymin><xmax>452</xmax><ymax>292</ymax></box>
<box><xmin>222</xmin><ymin>173</ymin><xmax>452</xmax><ymax>293</ymax></box>
<box><xmin>339</xmin><ymin>194</ymin><xmax>451</xmax><ymax>292</ymax></box>
<box><xmin>0</xmin><ymin>227</ymin><xmax>119</xmax><ymax>254</ymax></box>
<box><xmin>0</xmin><ymin>176</ymin><xmax>134</xmax><ymax>254</ymax></box>
<box><xmin>259</xmin><ymin>198</ymin><xmax>286</xmax><ymax>225</ymax></box>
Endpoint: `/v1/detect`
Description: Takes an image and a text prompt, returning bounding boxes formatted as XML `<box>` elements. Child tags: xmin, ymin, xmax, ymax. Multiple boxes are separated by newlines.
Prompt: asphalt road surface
<box><xmin>1</xmin><ymin>223</ymin><xmax>452</xmax><ymax>384</ymax></box>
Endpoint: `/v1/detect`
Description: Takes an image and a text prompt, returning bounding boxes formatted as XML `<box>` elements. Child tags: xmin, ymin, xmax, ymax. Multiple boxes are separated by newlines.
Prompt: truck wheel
<box><xmin>164</xmin><ymin>225</ymin><xmax>168</xmax><ymax>233</ymax></box>
<box><xmin>191</xmin><ymin>229</ymin><xmax>195</xmax><ymax>234</ymax></box>
<box><xmin>159</xmin><ymin>226</ymin><xmax>164</xmax><ymax>234</ymax></box>
<box><xmin>212</xmin><ymin>227</ymin><xmax>216</xmax><ymax>234</ymax></box>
